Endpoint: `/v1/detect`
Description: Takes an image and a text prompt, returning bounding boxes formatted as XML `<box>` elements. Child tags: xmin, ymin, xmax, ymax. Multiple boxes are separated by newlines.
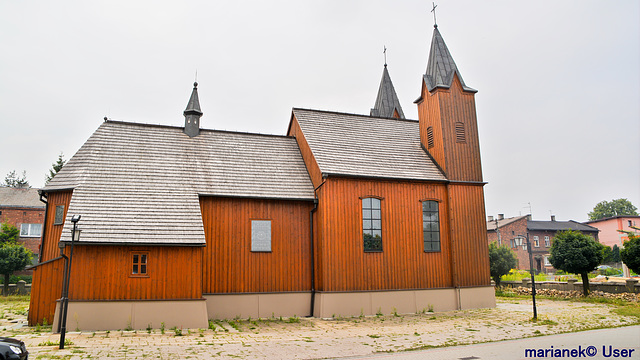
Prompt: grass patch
<box><xmin>37</xmin><ymin>339</ymin><xmax>74</xmax><ymax>347</ymax></box>
<box><xmin>612</xmin><ymin>304</ymin><xmax>640</xmax><ymax>319</ymax></box>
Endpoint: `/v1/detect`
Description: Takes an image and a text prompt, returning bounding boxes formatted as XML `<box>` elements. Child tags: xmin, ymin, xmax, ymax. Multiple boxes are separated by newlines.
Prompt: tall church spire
<box><xmin>415</xmin><ymin>26</ymin><xmax>483</xmax><ymax>182</ymax></box>
<box><xmin>184</xmin><ymin>82</ymin><xmax>203</xmax><ymax>137</ymax></box>
<box><xmin>370</xmin><ymin>65</ymin><xmax>405</xmax><ymax>119</ymax></box>
<box><xmin>423</xmin><ymin>27</ymin><xmax>476</xmax><ymax>93</ymax></box>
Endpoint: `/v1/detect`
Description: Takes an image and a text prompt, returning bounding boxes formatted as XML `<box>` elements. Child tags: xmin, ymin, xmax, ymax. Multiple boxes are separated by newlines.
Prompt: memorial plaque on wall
<box><xmin>251</xmin><ymin>220</ymin><xmax>271</xmax><ymax>252</ymax></box>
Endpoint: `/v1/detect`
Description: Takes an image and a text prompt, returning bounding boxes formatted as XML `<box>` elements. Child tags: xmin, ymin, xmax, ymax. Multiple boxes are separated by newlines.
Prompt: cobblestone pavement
<box><xmin>1</xmin><ymin>298</ymin><xmax>638</xmax><ymax>359</ymax></box>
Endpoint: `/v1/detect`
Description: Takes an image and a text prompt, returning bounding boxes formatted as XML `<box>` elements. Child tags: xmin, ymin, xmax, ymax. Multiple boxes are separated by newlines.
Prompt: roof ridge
<box><xmin>104</xmin><ymin>119</ymin><xmax>294</xmax><ymax>139</ymax></box>
<box><xmin>292</xmin><ymin>108</ymin><xmax>418</xmax><ymax>123</ymax></box>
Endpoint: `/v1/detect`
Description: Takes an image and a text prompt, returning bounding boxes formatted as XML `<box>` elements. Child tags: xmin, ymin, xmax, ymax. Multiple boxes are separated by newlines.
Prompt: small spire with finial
<box><xmin>431</xmin><ymin>2</ymin><xmax>438</xmax><ymax>28</ymax></box>
<box><xmin>383</xmin><ymin>46</ymin><xmax>387</xmax><ymax>67</ymax></box>
<box><xmin>184</xmin><ymin>80</ymin><xmax>203</xmax><ymax>137</ymax></box>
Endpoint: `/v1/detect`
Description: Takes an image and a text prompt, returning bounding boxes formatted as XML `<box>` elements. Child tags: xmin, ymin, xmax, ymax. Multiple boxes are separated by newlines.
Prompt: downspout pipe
<box><xmin>37</xmin><ymin>190</ymin><xmax>48</xmax><ymax>264</ymax></box>
<box><xmin>309</xmin><ymin>198</ymin><xmax>318</xmax><ymax>317</ymax></box>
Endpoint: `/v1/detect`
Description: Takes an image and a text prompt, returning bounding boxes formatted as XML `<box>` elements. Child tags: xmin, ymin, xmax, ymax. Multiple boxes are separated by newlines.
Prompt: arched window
<box><xmin>362</xmin><ymin>198</ymin><xmax>382</xmax><ymax>252</ymax></box>
<box><xmin>422</xmin><ymin>200</ymin><xmax>440</xmax><ymax>252</ymax></box>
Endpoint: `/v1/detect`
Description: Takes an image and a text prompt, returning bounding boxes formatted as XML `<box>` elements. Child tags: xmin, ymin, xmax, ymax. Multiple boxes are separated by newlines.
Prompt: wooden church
<box><xmin>29</xmin><ymin>24</ymin><xmax>494</xmax><ymax>330</ymax></box>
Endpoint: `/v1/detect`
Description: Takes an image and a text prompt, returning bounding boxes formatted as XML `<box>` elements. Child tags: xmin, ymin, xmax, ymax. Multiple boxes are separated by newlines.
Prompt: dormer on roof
<box><xmin>370</xmin><ymin>65</ymin><xmax>405</xmax><ymax>119</ymax></box>
<box><xmin>184</xmin><ymin>82</ymin><xmax>203</xmax><ymax>137</ymax></box>
<box><xmin>422</xmin><ymin>27</ymin><xmax>476</xmax><ymax>93</ymax></box>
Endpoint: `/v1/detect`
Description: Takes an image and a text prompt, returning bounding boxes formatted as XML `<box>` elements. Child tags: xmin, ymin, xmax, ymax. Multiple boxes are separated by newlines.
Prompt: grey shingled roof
<box><xmin>423</xmin><ymin>27</ymin><xmax>476</xmax><ymax>93</ymax></box>
<box><xmin>370</xmin><ymin>65</ymin><xmax>405</xmax><ymax>119</ymax></box>
<box><xmin>486</xmin><ymin>215</ymin><xmax>528</xmax><ymax>231</ymax></box>
<box><xmin>44</xmin><ymin>121</ymin><xmax>315</xmax><ymax>245</ymax></box>
<box><xmin>0</xmin><ymin>187</ymin><xmax>44</xmax><ymax>208</ymax></box>
<box><xmin>293</xmin><ymin>108</ymin><xmax>446</xmax><ymax>182</ymax></box>
<box><xmin>527</xmin><ymin>220</ymin><xmax>599</xmax><ymax>233</ymax></box>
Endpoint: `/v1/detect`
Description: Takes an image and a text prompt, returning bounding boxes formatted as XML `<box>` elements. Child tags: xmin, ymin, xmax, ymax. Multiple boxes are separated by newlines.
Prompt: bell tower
<box><xmin>414</xmin><ymin>26</ymin><xmax>483</xmax><ymax>182</ymax></box>
<box><xmin>184</xmin><ymin>82</ymin><xmax>203</xmax><ymax>137</ymax></box>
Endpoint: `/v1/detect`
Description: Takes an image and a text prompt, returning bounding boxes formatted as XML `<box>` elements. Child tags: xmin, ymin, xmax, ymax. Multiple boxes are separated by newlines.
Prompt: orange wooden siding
<box><xmin>448</xmin><ymin>184</ymin><xmax>491</xmax><ymax>287</ymax></box>
<box><xmin>316</xmin><ymin>177</ymin><xmax>490</xmax><ymax>292</ymax></box>
<box><xmin>66</xmin><ymin>246</ymin><xmax>203</xmax><ymax>300</ymax></box>
<box><xmin>316</xmin><ymin>177</ymin><xmax>453</xmax><ymax>292</ymax></box>
<box><xmin>287</xmin><ymin>116</ymin><xmax>323</xmax><ymax>188</ymax></box>
<box><xmin>28</xmin><ymin>258</ymin><xmax>64</xmax><ymax>326</ymax></box>
<box><xmin>418</xmin><ymin>75</ymin><xmax>483</xmax><ymax>182</ymax></box>
<box><xmin>200</xmin><ymin>197</ymin><xmax>314</xmax><ymax>294</ymax></box>
<box><xmin>40</xmin><ymin>191</ymin><xmax>73</xmax><ymax>262</ymax></box>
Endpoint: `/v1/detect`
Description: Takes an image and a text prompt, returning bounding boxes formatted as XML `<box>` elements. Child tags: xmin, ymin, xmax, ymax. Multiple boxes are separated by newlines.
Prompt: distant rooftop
<box><xmin>0</xmin><ymin>187</ymin><xmax>44</xmax><ymax>208</ymax></box>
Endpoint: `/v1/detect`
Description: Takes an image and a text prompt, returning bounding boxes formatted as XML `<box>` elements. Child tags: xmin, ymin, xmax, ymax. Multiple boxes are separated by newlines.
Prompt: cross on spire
<box><xmin>431</xmin><ymin>2</ymin><xmax>438</xmax><ymax>28</ymax></box>
<box><xmin>383</xmin><ymin>46</ymin><xmax>387</xmax><ymax>67</ymax></box>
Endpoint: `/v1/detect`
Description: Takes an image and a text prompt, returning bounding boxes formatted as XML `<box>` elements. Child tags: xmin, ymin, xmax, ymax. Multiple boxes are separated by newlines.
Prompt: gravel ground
<box><xmin>0</xmin><ymin>297</ymin><xmax>638</xmax><ymax>359</ymax></box>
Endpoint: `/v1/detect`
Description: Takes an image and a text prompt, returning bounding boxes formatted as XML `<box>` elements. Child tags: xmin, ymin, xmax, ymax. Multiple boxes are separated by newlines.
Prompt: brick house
<box><xmin>488</xmin><ymin>214</ymin><xmax>599</xmax><ymax>274</ymax></box>
<box><xmin>0</xmin><ymin>187</ymin><xmax>45</xmax><ymax>264</ymax></box>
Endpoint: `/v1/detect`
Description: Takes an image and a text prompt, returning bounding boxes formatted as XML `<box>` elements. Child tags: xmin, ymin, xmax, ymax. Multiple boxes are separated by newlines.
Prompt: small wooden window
<box><xmin>131</xmin><ymin>252</ymin><xmax>148</xmax><ymax>277</ymax></box>
<box><xmin>427</xmin><ymin>126</ymin><xmax>434</xmax><ymax>148</ymax></box>
<box><xmin>533</xmin><ymin>236</ymin><xmax>540</xmax><ymax>247</ymax></box>
<box><xmin>455</xmin><ymin>122</ymin><xmax>465</xmax><ymax>143</ymax></box>
<box><xmin>362</xmin><ymin>198</ymin><xmax>382</xmax><ymax>252</ymax></box>
<box><xmin>54</xmin><ymin>205</ymin><xmax>65</xmax><ymax>225</ymax></box>
<box><xmin>422</xmin><ymin>200</ymin><xmax>440</xmax><ymax>252</ymax></box>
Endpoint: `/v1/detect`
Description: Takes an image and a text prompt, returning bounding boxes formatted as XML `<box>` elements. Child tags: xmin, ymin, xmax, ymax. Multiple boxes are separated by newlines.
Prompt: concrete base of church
<box><xmin>204</xmin><ymin>292</ymin><xmax>313</xmax><ymax>319</ymax></box>
<box><xmin>51</xmin><ymin>299</ymin><xmax>208</xmax><ymax>332</ymax></box>
<box><xmin>313</xmin><ymin>286</ymin><xmax>495</xmax><ymax>318</ymax></box>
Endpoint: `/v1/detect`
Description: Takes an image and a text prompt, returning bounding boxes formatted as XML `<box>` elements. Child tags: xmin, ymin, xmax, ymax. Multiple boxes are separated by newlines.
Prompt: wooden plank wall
<box><xmin>287</xmin><ymin>116</ymin><xmax>323</xmax><ymax>188</ymax></box>
<box><xmin>448</xmin><ymin>184</ymin><xmax>491</xmax><ymax>287</ymax></box>
<box><xmin>40</xmin><ymin>191</ymin><xmax>73</xmax><ymax>262</ymax></box>
<box><xmin>200</xmin><ymin>197</ymin><xmax>314</xmax><ymax>294</ymax></box>
<box><xmin>316</xmin><ymin>177</ymin><xmax>454</xmax><ymax>292</ymax></box>
<box><xmin>67</xmin><ymin>246</ymin><xmax>203</xmax><ymax>300</ymax></box>
<box><xmin>417</xmin><ymin>81</ymin><xmax>445</xmax><ymax>174</ymax></box>
<box><xmin>417</xmin><ymin>75</ymin><xmax>482</xmax><ymax>182</ymax></box>
<box><xmin>28</xmin><ymin>258</ymin><xmax>64</xmax><ymax>326</ymax></box>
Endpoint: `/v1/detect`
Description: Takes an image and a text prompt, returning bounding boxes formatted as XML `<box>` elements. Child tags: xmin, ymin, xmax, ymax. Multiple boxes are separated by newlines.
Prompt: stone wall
<box><xmin>0</xmin><ymin>280</ymin><xmax>31</xmax><ymax>296</ymax></box>
<box><xmin>500</xmin><ymin>278</ymin><xmax>639</xmax><ymax>294</ymax></box>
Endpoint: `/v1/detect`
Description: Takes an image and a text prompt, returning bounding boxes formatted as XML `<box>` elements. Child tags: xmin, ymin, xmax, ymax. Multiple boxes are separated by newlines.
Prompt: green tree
<box><xmin>588</xmin><ymin>198</ymin><xmax>638</xmax><ymax>221</ymax></box>
<box><xmin>612</xmin><ymin>244</ymin><xmax>621</xmax><ymax>263</ymax></box>
<box><xmin>45</xmin><ymin>152</ymin><xmax>66</xmax><ymax>183</ymax></box>
<box><xmin>488</xmin><ymin>242</ymin><xmax>517</xmax><ymax>287</ymax></box>
<box><xmin>0</xmin><ymin>242</ymin><xmax>33</xmax><ymax>295</ymax></box>
<box><xmin>549</xmin><ymin>230</ymin><xmax>604</xmax><ymax>296</ymax></box>
<box><xmin>0</xmin><ymin>223</ymin><xmax>19</xmax><ymax>243</ymax></box>
<box><xmin>601</xmin><ymin>245</ymin><xmax>614</xmax><ymax>264</ymax></box>
<box><xmin>3</xmin><ymin>170</ymin><xmax>30</xmax><ymax>188</ymax></box>
<box><xmin>620</xmin><ymin>233</ymin><xmax>640</xmax><ymax>274</ymax></box>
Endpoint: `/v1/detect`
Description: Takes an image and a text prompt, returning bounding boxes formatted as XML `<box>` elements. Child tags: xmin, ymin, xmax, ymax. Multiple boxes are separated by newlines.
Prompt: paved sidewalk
<box><xmin>4</xmin><ymin>298</ymin><xmax>639</xmax><ymax>359</ymax></box>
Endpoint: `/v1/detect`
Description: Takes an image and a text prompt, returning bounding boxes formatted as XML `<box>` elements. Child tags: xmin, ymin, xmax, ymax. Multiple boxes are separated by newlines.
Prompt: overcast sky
<box><xmin>1</xmin><ymin>1</ymin><xmax>638</xmax><ymax>223</ymax></box>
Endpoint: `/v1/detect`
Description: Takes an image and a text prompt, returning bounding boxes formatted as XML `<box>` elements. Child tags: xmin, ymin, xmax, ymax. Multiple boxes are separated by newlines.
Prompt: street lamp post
<box><xmin>59</xmin><ymin>215</ymin><xmax>81</xmax><ymax>349</ymax></box>
<box><xmin>519</xmin><ymin>233</ymin><xmax>537</xmax><ymax>320</ymax></box>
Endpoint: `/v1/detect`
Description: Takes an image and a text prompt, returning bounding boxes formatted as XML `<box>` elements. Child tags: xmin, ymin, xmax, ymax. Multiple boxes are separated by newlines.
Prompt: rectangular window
<box><xmin>544</xmin><ymin>236</ymin><xmax>550</xmax><ymax>247</ymax></box>
<box><xmin>131</xmin><ymin>252</ymin><xmax>148</xmax><ymax>276</ymax></box>
<box><xmin>251</xmin><ymin>220</ymin><xmax>272</xmax><ymax>252</ymax></box>
<box><xmin>54</xmin><ymin>205</ymin><xmax>65</xmax><ymax>225</ymax></box>
<box><xmin>422</xmin><ymin>200</ymin><xmax>440</xmax><ymax>252</ymax></box>
<box><xmin>20</xmin><ymin>223</ymin><xmax>42</xmax><ymax>237</ymax></box>
<box><xmin>362</xmin><ymin>198</ymin><xmax>382</xmax><ymax>251</ymax></box>
<box><xmin>544</xmin><ymin>256</ymin><xmax>551</xmax><ymax>266</ymax></box>
<box><xmin>533</xmin><ymin>236</ymin><xmax>539</xmax><ymax>247</ymax></box>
